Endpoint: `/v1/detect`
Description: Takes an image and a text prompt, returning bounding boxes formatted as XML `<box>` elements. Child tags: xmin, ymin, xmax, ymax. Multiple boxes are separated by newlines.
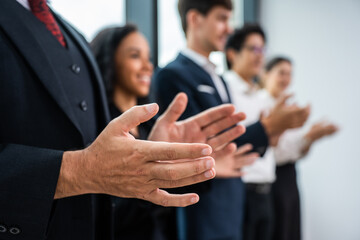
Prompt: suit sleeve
<box><xmin>0</xmin><ymin>144</ymin><xmax>63</xmax><ymax>239</ymax></box>
<box><xmin>235</xmin><ymin>121</ymin><xmax>269</xmax><ymax>156</ymax></box>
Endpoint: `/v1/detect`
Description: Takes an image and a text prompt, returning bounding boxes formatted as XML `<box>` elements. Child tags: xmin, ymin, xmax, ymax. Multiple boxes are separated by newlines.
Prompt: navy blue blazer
<box><xmin>152</xmin><ymin>53</ymin><xmax>269</xmax><ymax>240</ymax></box>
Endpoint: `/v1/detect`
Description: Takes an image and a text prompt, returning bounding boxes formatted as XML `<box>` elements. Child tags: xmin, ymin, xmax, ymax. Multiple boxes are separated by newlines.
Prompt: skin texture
<box><xmin>55</xmin><ymin>93</ymin><xmax>252</xmax><ymax>207</ymax></box>
<box><xmin>149</xmin><ymin>93</ymin><xmax>256</xmax><ymax>177</ymax></box>
<box><xmin>186</xmin><ymin>6</ymin><xmax>232</xmax><ymax>57</ymax></box>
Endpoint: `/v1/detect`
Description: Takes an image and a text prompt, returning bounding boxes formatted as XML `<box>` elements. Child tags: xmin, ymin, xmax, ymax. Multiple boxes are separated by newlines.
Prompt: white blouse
<box><xmin>224</xmin><ymin>71</ymin><xmax>276</xmax><ymax>183</ymax></box>
<box><xmin>258</xmin><ymin>90</ymin><xmax>309</xmax><ymax>166</ymax></box>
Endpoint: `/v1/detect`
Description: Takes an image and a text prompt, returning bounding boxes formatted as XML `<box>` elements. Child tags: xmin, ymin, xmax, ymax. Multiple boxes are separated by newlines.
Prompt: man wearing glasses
<box><xmin>224</xmin><ymin>24</ymin><xmax>310</xmax><ymax>240</ymax></box>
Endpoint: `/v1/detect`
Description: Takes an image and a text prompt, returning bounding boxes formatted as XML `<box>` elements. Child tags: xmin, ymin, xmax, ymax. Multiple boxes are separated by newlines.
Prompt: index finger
<box><xmin>136</xmin><ymin>140</ymin><xmax>213</xmax><ymax>162</ymax></box>
<box><xmin>189</xmin><ymin>104</ymin><xmax>236</xmax><ymax>127</ymax></box>
<box><xmin>146</xmin><ymin>188</ymin><xmax>199</xmax><ymax>207</ymax></box>
<box><xmin>111</xmin><ymin>103</ymin><xmax>159</xmax><ymax>133</ymax></box>
<box><xmin>158</xmin><ymin>92</ymin><xmax>188</xmax><ymax>124</ymax></box>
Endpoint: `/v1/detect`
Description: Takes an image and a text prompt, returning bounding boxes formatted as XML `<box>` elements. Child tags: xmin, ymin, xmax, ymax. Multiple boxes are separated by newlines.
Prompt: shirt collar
<box><xmin>224</xmin><ymin>70</ymin><xmax>259</xmax><ymax>94</ymax></box>
<box><xmin>181</xmin><ymin>48</ymin><xmax>216</xmax><ymax>71</ymax></box>
<box><xmin>16</xmin><ymin>0</ymin><xmax>30</xmax><ymax>10</ymax></box>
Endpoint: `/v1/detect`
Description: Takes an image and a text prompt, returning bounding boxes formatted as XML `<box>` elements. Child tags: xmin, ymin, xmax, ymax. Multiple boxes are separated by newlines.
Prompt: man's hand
<box><xmin>149</xmin><ymin>93</ymin><xmax>252</xmax><ymax>179</ymax></box>
<box><xmin>261</xmin><ymin>94</ymin><xmax>310</xmax><ymax>137</ymax></box>
<box><xmin>55</xmin><ymin>103</ymin><xmax>217</xmax><ymax>207</ymax></box>
<box><xmin>212</xmin><ymin>143</ymin><xmax>259</xmax><ymax>178</ymax></box>
<box><xmin>149</xmin><ymin>93</ymin><xmax>246</xmax><ymax>150</ymax></box>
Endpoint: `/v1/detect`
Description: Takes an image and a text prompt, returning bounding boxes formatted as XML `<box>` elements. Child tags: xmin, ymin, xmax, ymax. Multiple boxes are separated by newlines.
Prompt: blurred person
<box><xmin>153</xmin><ymin>1</ymin><xmax>309</xmax><ymax>239</ymax></box>
<box><xmin>0</xmin><ymin>0</ymin><xmax>258</xmax><ymax>239</ymax></box>
<box><xmin>261</xmin><ymin>56</ymin><xmax>338</xmax><ymax>240</ymax></box>
<box><xmin>91</xmin><ymin>24</ymin><xmax>160</xmax><ymax>240</ymax></box>
<box><xmin>224</xmin><ymin>25</ymin><xmax>310</xmax><ymax>240</ymax></box>
<box><xmin>91</xmin><ymin>25</ymin><xmax>256</xmax><ymax>240</ymax></box>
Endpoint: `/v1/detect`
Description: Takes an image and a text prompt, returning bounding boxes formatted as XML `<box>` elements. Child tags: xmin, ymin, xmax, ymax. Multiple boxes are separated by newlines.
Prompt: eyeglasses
<box><xmin>243</xmin><ymin>45</ymin><xmax>266</xmax><ymax>55</ymax></box>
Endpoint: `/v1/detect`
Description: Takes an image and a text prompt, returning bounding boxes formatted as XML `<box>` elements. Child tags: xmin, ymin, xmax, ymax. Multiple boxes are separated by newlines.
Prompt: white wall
<box><xmin>49</xmin><ymin>0</ymin><xmax>125</xmax><ymax>41</ymax></box>
<box><xmin>259</xmin><ymin>1</ymin><xmax>360</xmax><ymax>239</ymax></box>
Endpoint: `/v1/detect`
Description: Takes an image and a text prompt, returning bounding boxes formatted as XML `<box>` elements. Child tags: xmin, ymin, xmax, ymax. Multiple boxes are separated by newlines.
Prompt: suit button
<box><xmin>0</xmin><ymin>224</ymin><xmax>7</xmax><ymax>233</ymax></box>
<box><xmin>9</xmin><ymin>227</ymin><xmax>21</xmax><ymax>235</ymax></box>
<box><xmin>71</xmin><ymin>64</ymin><xmax>81</xmax><ymax>74</ymax></box>
<box><xmin>80</xmin><ymin>100</ymin><xmax>88</xmax><ymax>112</ymax></box>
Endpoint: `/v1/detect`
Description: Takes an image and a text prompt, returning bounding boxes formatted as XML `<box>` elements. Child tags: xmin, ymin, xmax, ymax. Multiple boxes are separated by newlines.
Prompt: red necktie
<box><xmin>29</xmin><ymin>0</ymin><xmax>66</xmax><ymax>47</ymax></box>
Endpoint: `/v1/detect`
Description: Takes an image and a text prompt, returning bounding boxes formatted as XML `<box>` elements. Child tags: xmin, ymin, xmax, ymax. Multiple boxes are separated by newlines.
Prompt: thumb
<box><xmin>111</xmin><ymin>103</ymin><xmax>159</xmax><ymax>133</ymax></box>
<box><xmin>158</xmin><ymin>92</ymin><xmax>188</xmax><ymax>124</ymax></box>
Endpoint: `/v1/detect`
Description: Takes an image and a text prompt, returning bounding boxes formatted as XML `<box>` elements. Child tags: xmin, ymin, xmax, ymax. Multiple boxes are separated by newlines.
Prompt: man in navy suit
<box><xmin>153</xmin><ymin>0</ymin><xmax>310</xmax><ymax>239</ymax></box>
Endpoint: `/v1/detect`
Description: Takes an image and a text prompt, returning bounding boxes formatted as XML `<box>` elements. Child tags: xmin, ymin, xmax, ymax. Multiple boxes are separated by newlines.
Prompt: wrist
<box><xmin>304</xmin><ymin>132</ymin><xmax>316</xmax><ymax>143</ymax></box>
<box><xmin>261</xmin><ymin>118</ymin><xmax>274</xmax><ymax>136</ymax></box>
<box><xmin>55</xmin><ymin>150</ymin><xmax>90</xmax><ymax>199</ymax></box>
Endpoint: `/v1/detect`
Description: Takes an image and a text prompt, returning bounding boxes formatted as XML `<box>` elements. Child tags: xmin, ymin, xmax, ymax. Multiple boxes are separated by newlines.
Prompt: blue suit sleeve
<box><xmin>235</xmin><ymin>121</ymin><xmax>269</xmax><ymax>156</ymax></box>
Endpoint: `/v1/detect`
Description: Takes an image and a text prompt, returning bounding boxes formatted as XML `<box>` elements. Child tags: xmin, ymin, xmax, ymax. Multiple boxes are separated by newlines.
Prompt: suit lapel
<box><xmin>55</xmin><ymin>14</ymin><xmax>111</xmax><ymax>124</ymax></box>
<box><xmin>220</xmin><ymin>76</ymin><xmax>232</xmax><ymax>104</ymax></box>
<box><xmin>0</xmin><ymin>0</ymin><xmax>84</xmax><ymax>136</ymax></box>
<box><xmin>177</xmin><ymin>53</ymin><xmax>223</xmax><ymax>103</ymax></box>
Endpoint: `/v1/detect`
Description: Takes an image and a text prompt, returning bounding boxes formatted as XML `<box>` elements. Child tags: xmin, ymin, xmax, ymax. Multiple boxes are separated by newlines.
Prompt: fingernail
<box><xmin>206</xmin><ymin>159</ymin><xmax>214</xmax><ymax>169</ymax></box>
<box><xmin>202</xmin><ymin>147</ymin><xmax>212</xmax><ymax>156</ymax></box>
<box><xmin>145</xmin><ymin>103</ymin><xmax>157</xmax><ymax>113</ymax></box>
<box><xmin>191</xmin><ymin>196</ymin><xmax>199</xmax><ymax>203</ymax></box>
<box><xmin>204</xmin><ymin>170</ymin><xmax>213</xmax><ymax>178</ymax></box>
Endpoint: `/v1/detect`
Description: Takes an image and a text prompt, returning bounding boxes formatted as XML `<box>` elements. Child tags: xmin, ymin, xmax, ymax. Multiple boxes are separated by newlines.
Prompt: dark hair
<box><xmin>90</xmin><ymin>25</ymin><xmax>138</xmax><ymax>102</ymax></box>
<box><xmin>178</xmin><ymin>0</ymin><xmax>232</xmax><ymax>34</ymax></box>
<box><xmin>265</xmin><ymin>56</ymin><xmax>292</xmax><ymax>72</ymax></box>
<box><xmin>225</xmin><ymin>24</ymin><xmax>266</xmax><ymax>69</ymax></box>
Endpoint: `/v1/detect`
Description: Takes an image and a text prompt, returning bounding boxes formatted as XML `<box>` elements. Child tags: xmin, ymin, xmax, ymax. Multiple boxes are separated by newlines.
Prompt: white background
<box><xmin>260</xmin><ymin>0</ymin><xmax>360</xmax><ymax>239</ymax></box>
<box><xmin>49</xmin><ymin>0</ymin><xmax>125</xmax><ymax>41</ymax></box>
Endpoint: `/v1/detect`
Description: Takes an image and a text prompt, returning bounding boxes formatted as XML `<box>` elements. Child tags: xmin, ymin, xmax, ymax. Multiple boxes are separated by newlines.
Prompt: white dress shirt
<box><xmin>258</xmin><ymin>90</ymin><xmax>309</xmax><ymax>166</ymax></box>
<box><xmin>181</xmin><ymin>48</ymin><xmax>229</xmax><ymax>103</ymax></box>
<box><xmin>224</xmin><ymin>70</ymin><xmax>276</xmax><ymax>183</ymax></box>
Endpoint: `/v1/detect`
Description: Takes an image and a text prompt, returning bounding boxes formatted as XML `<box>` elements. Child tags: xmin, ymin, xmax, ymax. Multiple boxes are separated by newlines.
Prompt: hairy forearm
<box><xmin>54</xmin><ymin>150</ymin><xmax>90</xmax><ymax>199</ymax></box>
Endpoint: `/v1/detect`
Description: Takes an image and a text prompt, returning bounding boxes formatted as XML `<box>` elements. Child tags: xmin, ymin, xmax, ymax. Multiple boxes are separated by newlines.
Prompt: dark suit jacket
<box><xmin>152</xmin><ymin>53</ymin><xmax>269</xmax><ymax>240</ymax></box>
<box><xmin>0</xmin><ymin>1</ymin><xmax>111</xmax><ymax>239</ymax></box>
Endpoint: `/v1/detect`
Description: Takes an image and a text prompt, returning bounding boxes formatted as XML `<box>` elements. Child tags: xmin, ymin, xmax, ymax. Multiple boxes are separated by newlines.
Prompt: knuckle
<box><xmin>194</xmin><ymin>162</ymin><xmax>202</xmax><ymax>174</ymax></box>
<box><xmin>165</xmin><ymin>148</ymin><xmax>177</xmax><ymax>159</ymax></box>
